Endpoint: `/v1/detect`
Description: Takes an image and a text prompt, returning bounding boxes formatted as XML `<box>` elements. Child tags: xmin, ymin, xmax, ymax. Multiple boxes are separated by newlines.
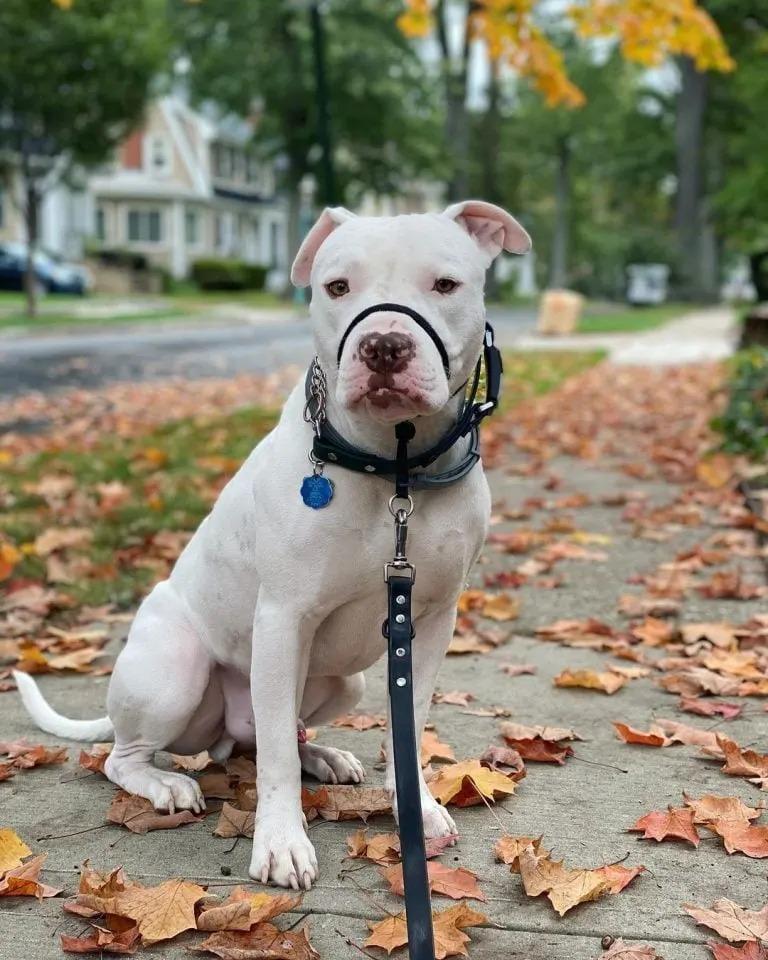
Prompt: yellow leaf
<box><xmin>554</xmin><ymin>668</ymin><xmax>628</xmax><ymax>695</ymax></box>
<box><xmin>0</xmin><ymin>829</ymin><xmax>32</xmax><ymax>873</ymax></box>
<box><xmin>115</xmin><ymin>877</ymin><xmax>206</xmax><ymax>944</ymax></box>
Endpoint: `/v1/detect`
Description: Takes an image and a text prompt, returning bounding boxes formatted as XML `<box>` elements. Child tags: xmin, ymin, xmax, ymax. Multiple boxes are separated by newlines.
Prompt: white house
<box><xmin>89</xmin><ymin>97</ymin><xmax>288</xmax><ymax>279</ymax></box>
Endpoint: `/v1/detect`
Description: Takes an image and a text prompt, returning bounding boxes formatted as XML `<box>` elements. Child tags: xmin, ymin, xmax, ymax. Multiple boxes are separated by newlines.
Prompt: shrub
<box><xmin>713</xmin><ymin>348</ymin><xmax>768</xmax><ymax>460</ymax></box>
<box><xmin>190</xmin><ymin>258</ymin><xmax>268</xmax><ymax>291</ymax></box>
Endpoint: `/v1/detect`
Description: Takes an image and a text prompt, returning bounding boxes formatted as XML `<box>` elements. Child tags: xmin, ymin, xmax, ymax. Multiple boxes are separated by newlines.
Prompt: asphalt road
<box><xmin>0</xmin><ymin>306</ymin><xmax>536</xmax><ymax>397</ymax></box>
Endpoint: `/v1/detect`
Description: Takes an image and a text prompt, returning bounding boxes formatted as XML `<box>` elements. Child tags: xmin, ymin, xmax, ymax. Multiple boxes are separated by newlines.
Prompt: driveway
<box><xmin>0</xmin><ymin>306</ymin><xmax>537</xmax><ymax>397</ymax></box>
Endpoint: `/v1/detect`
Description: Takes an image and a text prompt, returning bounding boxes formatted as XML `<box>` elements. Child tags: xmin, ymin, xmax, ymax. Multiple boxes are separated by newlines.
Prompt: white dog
<box><xmin>15</xmin><ymin>200</ymin><xmax>530</xmax><ymax>891</ymax></box>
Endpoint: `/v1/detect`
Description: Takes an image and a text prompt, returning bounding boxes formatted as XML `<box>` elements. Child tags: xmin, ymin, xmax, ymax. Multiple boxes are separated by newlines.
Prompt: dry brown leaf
<box><xmin>479</xmin><ymin>745</ymin><xmax>526</xmax><ymax>780</ymax></box>
<box><xmin>630</xmin><ymin>806</ymin><xmax>700</xmax><ymax>846</ymax></box>
<box><xmin>330</xmin><ymin>713</ymin><xmax>386</xmax><ymax>731</ymax></box>
<box><xmin>169</xmin><ymin>751</ymin><xmax>214</xmax><ymax>772</ymax></box>
<box><xmin>0</xmin><ymin>828</ymin><xmax>32</xmax><ymax>872</ymax></box>
<box><xmin>428</xmin><ymin>759</ymin><xmax>517</xmax><ymax>807</ymax></box>
<box><xmin>612</xmin><ymin>722</ymin><xmax>668</xmax><ymax>747</ymax></box>
<box><xmin>499</xmin><ymin>722</ymin><xmax>582</xmax><ymax>742</ymax></box>
<box><xmin>554</xmin><ymin>669</ymin><xmax>627</xmax><ymax>695</ymax></box>
<box><xmin>106</xmin><ymin>791</ymin><xmax>203</xmax><ymax>834</ymax></box>
<box><xmin>213</xmin><ymin>803</ymin><xmax>254</xmax><ymax>839</ymax></box>
<box><xmin>499</xmin><ymin>662</ymin><xmax>537</xmax><ymax>677</ymax></box>
<box><xmin>60</xmin><ymin>919</ymin><xmax>141</xmax><ymax>955</ymax></box>
<box><xmin>481</xmin><ymin>592</ymin><xmax>520</xmax><ymax>621</ymax></box>
<box><xmin>433</xmin><ymin>690</ymin><xmax>475</xmax><ymax>706</ymax></box>
<box><xmin>380</xmin><ymin>861</ymin><xmax>487</xmax><ymax>901</ymax></box>
<box><xmin>364</xmin><ymin>903</ymin><xmax>487</xmax><ymax>959</ymax></box>
<box><xmin>198</xmin><ymin>922</ymin><xmax>319</xmax><ymax>959</ymax></box>
<box><xmin>421</xmin><ymin>730</ymin><xmax>456</xmax><ymax>766</ymax></box>
<box><xmin>684</xmin><ymin>899</ymin><xmax>768</xmax><ymax>944</ymax></box>
<box><xmin>679</xmin><ymin>697</ymin><xmax>743</xmax><ymax>720</ymax></box>
<box><xmin>708</xmin><ymin>941</ymin><xmax>768</xmax><ymax>959</ymax></box>
<box><xmin>654</xmin><ymin>719</ymin><xmax>721</xmax><ymax>753</ymax></box>
<box><xmin>517</xmin><ymin>844</ymin><xmax>609</xmax><ymax>916</ymax></box>
<box><xmin>494</xmin><ymin>835</ymin><xmax>542</xmax><ymax>870</ymax></box>
<box><xmin>197</xmin><ymin>887</ymin><xmax>301</xmax><ymax>931</ymax></box>
<box><xmin>79</xmin><ymin>745</ymin><xmax>112</xmax><ymax>774</ymax></box>
<box><xmin>115</xmin><ymin>877</ymin><xmax>206</xmax><ymax>944</ymax></box>
<box><xmin>683</xmin><ymin>793</ymin><xmax>762</xmax><ymax>828</ymax></box>
<box><xmin>0</xmin><ymin>853</ymin><xmax>62</xmax><ymax>899</ymax></box>
<box><xmin>598</xmin><ymin>939</ymin><xmax>664</xmax><ymax>959</ymax></box>
<box><xmin>717</xmin><ymin>737</ymin><xmax>768</xmax><ymax>789</ymax></box>
<box><xmin>303</xmin><ymin>785</ymin><xmax>391</xmax><ymax>822</ymax></box>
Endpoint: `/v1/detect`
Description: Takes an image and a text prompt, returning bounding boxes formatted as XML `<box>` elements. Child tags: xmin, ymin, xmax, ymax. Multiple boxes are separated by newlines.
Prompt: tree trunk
<box><xmin>24</xmin><ymin>179</ymin><xmax>40</xmax><ymax>319</ymax></box>
<box><xmin>480</xmin><ymin>58</ymin><xmax>501</xmax><ymax>298</ymax></box>
<box><xmin>674</xmin><ymin>57</ymin><xmax>716</xmax><ymax>301</ymax></box>
<box><xmin>549</xmin><ymin>137</ymin><xmax>570</xmax><ymax>289</ymax></box>
<box><xmin>437</xmin><ymin>0</ymin><xmax>470</xmax><ymax>202</ymax></box>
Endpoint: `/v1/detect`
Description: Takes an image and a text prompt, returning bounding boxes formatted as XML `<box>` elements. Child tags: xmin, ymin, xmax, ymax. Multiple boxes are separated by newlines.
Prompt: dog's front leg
<box><xmin>386</xmin><ymin>602</ymin><xmax>459</xmax><ymax>842</ymax></box>
<box><xmin>249</xmin><ymin>591</ymin><xmax>318</xmax><ymax>890</ymax></box>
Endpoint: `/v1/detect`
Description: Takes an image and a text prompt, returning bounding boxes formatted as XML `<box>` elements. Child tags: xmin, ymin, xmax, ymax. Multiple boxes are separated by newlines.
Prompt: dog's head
<box><xmin>292</xmin><ymin>201</ymin><xmax>531</xmax><ymax>424</ymax></box>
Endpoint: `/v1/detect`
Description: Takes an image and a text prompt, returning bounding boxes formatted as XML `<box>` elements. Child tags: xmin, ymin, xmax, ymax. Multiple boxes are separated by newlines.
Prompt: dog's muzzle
<box><xmin>336</xmin><ymin>302</ymin><xmax>451</xmax><ymax>377</ymax></box>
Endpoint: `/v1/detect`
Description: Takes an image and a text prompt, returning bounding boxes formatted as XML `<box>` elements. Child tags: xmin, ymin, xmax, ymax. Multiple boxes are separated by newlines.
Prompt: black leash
<box><xmin>383</xmin><ymin>501</ymin><xmax>434</xmax><ymax>959</ymax></box>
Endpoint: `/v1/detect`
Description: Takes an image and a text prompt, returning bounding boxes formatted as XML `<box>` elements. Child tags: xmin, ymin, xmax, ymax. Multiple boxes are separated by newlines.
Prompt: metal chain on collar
<box><xmin>302</xmin><ymin>356</ymin><xmax>328</xmax><ymax>438</ymax></box>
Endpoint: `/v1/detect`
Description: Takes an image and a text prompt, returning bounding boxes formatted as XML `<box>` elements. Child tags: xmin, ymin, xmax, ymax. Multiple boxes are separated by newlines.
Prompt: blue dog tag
<box><xmin>300</xmin><ymin>474</ymin><xmax>334</xmax><ymax>509</ymax></box>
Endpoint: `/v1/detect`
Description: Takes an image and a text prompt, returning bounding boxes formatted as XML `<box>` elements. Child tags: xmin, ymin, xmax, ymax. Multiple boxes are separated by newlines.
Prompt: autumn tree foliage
<box><xmin>399</xmin><ymin>0</ymin><xmax>733</xmax><ymax>109</ymax></box>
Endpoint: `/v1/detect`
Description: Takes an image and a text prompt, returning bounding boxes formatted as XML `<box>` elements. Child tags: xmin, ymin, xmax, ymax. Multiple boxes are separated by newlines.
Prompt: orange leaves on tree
<box><xmin>571</xmin><ymin>0</ymin><xmax>734</xmax><ymax>72</ymax></box>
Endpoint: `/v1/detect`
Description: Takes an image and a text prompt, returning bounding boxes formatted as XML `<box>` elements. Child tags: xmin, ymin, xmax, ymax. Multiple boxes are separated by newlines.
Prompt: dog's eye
<box><xmin>433</xmin><ymin>277</ymin><xmax>460</xmax><ymax>295</ymax></box>
<box><xmin>325</xmin><ymin>279</ymin><xmax>349</xmax><ymax>298</ymax></box>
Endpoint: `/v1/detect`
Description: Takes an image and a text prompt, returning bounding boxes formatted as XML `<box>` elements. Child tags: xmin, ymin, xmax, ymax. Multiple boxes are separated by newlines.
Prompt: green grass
<box><xmin>577</xmin><ymin>303</ymin><xmax>688</xmax><ymax>334</ymax></box>
<box><xmin>0</xmin><ymin>308</ymin><xmax>188</xmax><ymax>331</ymax></box>
<box><xmin>1</xmin><ymin>350</ymin><xmax>603</xmax><ymax>607</ymax></box>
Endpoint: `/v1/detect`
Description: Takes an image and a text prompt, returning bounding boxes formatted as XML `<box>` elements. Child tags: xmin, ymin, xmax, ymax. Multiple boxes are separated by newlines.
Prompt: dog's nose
<box><xmin>358</xmin><ymin>331</ymin><xmax>415</xmax><ymax>373</ymax></box>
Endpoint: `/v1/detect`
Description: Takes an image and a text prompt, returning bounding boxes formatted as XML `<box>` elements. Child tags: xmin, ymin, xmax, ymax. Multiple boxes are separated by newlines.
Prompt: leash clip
<box><xmin>384</xmin><ymin>501</ymin><xmax>416</xmax><ymax>583</ymax></box>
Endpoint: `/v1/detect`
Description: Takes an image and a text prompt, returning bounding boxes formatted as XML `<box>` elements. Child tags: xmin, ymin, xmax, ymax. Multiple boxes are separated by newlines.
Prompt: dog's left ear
<box><xmin>291</xmin><ymin>206</ymin><xmax>356</xmax><ymax>287</ymax></box>
<box><xmin>442</xmin><ymin>200</ymin><xmax>531</xmax><ymax>261</ymax></box>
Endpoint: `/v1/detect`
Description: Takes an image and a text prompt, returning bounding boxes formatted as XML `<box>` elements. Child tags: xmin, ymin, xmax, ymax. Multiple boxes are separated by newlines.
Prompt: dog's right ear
<box><xmin>291</xmin><ymin>207</ymin><xmax>356</xmax><ymax>287</ymax></box>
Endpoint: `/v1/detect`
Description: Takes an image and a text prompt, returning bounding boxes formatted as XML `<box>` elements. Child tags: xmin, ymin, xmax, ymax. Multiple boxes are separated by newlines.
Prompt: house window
<box><xmin>127</xmin><ymin>208</ymin><xmax>162</xmax><ymax>243</ymax></box>
<box><xmin>185</xmin><ymin>208</ymin><xmax>199</xmax><ymax>246</ymax></box>
<box><xmin>147</xmin><ymin>135</ymin><xmax>171</xmax><ymax>177</ymax></box>
<box><xmin>95</xmin><ymin>206</ymin><xmax>105</xmax><ymax>242</ymax></box>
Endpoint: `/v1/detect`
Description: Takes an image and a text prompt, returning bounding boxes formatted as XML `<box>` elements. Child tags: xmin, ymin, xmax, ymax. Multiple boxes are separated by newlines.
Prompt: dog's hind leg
<box><xmin>104</xmin><ymin>585</ymin><xmax>222</xmax><ymax>814</ymax></box>
<box><xmin>298</xmin><ymin>673</ymin><xmax>366</xmax><ymax>784</ymax></box>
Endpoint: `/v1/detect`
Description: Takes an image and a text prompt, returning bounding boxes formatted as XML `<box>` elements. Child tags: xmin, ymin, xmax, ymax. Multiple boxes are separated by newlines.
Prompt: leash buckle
<box><xmin>384</xmin><ymin>559</ymin><xmax>415</xmax><ymax>583</ymax></box>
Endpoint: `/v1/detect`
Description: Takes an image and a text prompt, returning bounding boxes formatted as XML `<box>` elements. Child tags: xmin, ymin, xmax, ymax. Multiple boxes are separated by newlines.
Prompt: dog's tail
<box><xmin>12</xmin><ymin>671</ymin><xmax>114</xmax><ymax>742</ymax></box>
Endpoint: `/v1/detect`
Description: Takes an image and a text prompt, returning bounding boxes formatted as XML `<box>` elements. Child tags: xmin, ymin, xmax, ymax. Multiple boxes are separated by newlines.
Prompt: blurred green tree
<box><xmin>469</xmin><ymin>47</ymin><xmax>674</xmax><ymax>296</ymax></box>
<box><xmin>0</xmin><ymin>0</ymin><xmax>169</xmax><ymax>317</ymax></box>
<box><xmin>172</xmin><ymin>0</ymin><xmax>445</xmax><ymax>268</ymax></box>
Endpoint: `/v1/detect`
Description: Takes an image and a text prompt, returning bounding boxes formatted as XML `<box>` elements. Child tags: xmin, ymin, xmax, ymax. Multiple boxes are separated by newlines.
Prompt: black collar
<box><xmin>305</xmin><ymin>320</ymin><xmax>502</xmax><ymax>491</ymax></box>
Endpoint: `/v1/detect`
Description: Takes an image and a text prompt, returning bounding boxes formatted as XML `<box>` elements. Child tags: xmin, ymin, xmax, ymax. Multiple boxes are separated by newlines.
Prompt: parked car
<box><xmin>0</xmin><ymin>243</ymin><xmax>91</xmax><ymax>295</ymax></box>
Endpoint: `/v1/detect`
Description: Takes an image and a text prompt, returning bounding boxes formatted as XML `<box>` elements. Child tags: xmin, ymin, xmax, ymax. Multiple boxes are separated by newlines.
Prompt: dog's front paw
<box><xmin>422</xmin><ymin>796</ymin><xmax>458</xmax><ymax>842</ymax></box>
<box><xmin>249</xmin><ymin>817</ymin><xmax>318</xmax><ymax>891</ymax></box>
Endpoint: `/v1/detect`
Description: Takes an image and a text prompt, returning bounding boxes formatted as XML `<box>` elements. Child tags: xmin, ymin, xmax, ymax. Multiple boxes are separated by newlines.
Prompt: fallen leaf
<box><xmin>169</xmin><ymin>751</ymin><xmax>214</xmax><ymax>772</ymax></box>
<box><xmin>115</xmin><ymin>877</ymin><xmax>206</xmax><ymax>944</ymax></box>
<box><xmin>554</xmin><ymin>669</ymin><xmax>628</xmax><ymax>695</ymax></box>
<box><xmin>517</xmin><ymin>844</ymin><xmax>609</xmax><ymax>916</ymax></box>
<box><xmin>679</xmin><ymin>697</ymin><xmax>743</xmax><ymax>720</ymax></box>
<box><xmin>708</xmin><ymin>942</ymin><xmax>768</xmax><ymax>959</ymax></box>
<box><xmin>330</xmin><ymin>713</ymin><xmax>386</xmax><ymax>731</ymax></box>
<box><xmin>717</xmin><ymin>737</ymin><xmax>768</xmax><ymax>788</ymax></box>
<box><xmin>421</xmin><ymin>730</ymin><xmax>456</xmax><ymax>766</ymax></box>
<box><xmin>500</xmin><ymin>737</ymin><xmax>573</xmax><ymax>764</ymax></box>
<box><xmin>613</xmin><ymin>722</ymin><xmax>668</xmax><ymax>747</ymax></box>
<box><xmin>79</xmin><ymin>745</ymin><xmax>112</xmax><ymax>774</ymax></box>
<box><xmin>684</xmin><ymin>793</ymin><xmax>762</xmax><ymax>828</ymax></box>
<box><xmin>594</xmin><ymin>863</ymin><xmax>646</xmax><ymax>894</ymax></box>
<box><xmin>499</xmin><ymin>662</ymin><xmax>537</xmax><ymax>677</ymax></box>
<box><xmin>197</xmin><ymin>887</ymin><xmax>301</xmax><ymax>931</ymax></box>
<box><xmin>380</xmin><ymin>861</ymin><xmax>487</xmax><ymax>901</ymax></box>
<box><xmin>481</xmin><ymin>592</ymin><xmax>520</xmax><ymax>621</ymax></box>
<box><xmin>712</xmin><ymin>823</ymin><xmax>768</xmax><ymax>858</ymax></box>
<box><xmin>213</xmin><ymin>803</ymin><xmax>254</xmax><ymax>839</ymax></box>
<box><xmin>364</xmin><ymin>903</ymin><xmax>486</xmax><ymax>959</ymax></box>
<box><xmin>303</xmin><ymin>785</ymin><xmax>391</xmax><ymax>822</ymax></box>
<box><xmin>494</xmin><ymin>835</ymin><xmax>542</xmax><ymax>869</ymax></box>
<box><xmin>499</xmin><ymin>722</ymin><xmax>582</xmax><ymax>742</ymax></box>
<box><xmin>654</xmin><ymin>719</ymin><xmax>721</xmax><ymax>753</ymax></box>
<box><xmin>198</xmin><ymin>922</ymin><xmax>319</xmax><ymax>959</ymax></box>
<box><xmin>60</xmin><ymin>920</ymin><xmax>141</xmax><ymax>955</ymax></box>
<box><xmin>0</xmin><ymin>853</ymin><xmax>62</xmax><ymax>899</ymax></box>
<box><xmin>433</xmin><ymin>691</ymin><xmax>475</xmax><ymax>706</ymax></box>
<box><xmin>106</xmin><ymin>791</ymin><xmax>203</xmax><ymax>834</ymax></box>
<box><xmin>630</xmin><ymin>807</ymin><xmax>700</xmax><ymax>846</ymax></box>
<box><xmin>479</xmin><ymin>745</ymin><xmax>526</xmax><ymax>780</ymax></box>
<box><xmin>428</xmin><ymin>759</ymin><xmax>517</xmax><ymax>807</ymax></box>
<box><xmin>599</xmin><ymin>939</ymin><xmax>664</xmax><ymax>959</ymax></box>
<box><xmin>0</xmin><ymin>829</ymin><xmax>32</xmax><ymax>872</ymax></box>
<box><xmin>684</xmin><ymin>899</ymin><xmax>768</xmax><ymax>944</ymax></box>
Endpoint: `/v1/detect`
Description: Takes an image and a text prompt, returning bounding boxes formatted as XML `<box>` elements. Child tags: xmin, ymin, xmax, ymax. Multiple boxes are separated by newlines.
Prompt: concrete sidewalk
<box><xmin>507</xmin><ymin>306</ymin><xmax>739</xmax><ymax>365</ymax></box>
<box><xmin>2</xmin><ymin>446</ymin><xmax>766</xmax><ymax>960</ymax></box>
